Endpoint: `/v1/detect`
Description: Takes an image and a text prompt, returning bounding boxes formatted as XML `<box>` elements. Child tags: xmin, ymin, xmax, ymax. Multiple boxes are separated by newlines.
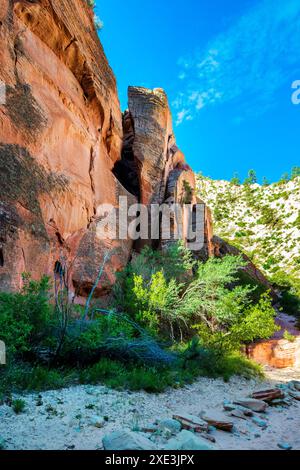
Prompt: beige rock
<box><xmin>233</xmin><ymin>399</ymin><xmax>268</xmax><ymax>413</ymax></box>
<box><xmin>288</xmin><ymin>390</ymin><xmax>300</xmax><ymax>401</ymax></box>
<box><xmin>173</xmin><ymin>413</ymin><xmax>209</xmax><ymax>433</ymax></box>
<box><xmin>201</xmin><ymin>411</ymin><xmax>234</xmax><ymax>431</ymax></box>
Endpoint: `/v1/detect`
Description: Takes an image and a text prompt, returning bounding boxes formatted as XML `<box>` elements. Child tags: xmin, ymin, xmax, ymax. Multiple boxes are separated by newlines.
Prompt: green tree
<box><xmin>230</xmin><ymin>173</ymin><xmax>241</xmax><ymax>186</ymax></box>
<box><xmin>280</xmin><ymin>172</ymin><xmax>290</xmax><ymax>184</ymax></box>
<box><xmin>244</xmin><ymin>169</ymin><xmax>257</xmax><ymax>185</ymax></box>
<box><xmin>262</xmin><ymin>176</ymin><xmax>269</xmax><ymax>186</ymax></box>
<box><xmin>291</xmin><ymin>167</ymin><xmax>300</xmax><ymax>180</ymax></box>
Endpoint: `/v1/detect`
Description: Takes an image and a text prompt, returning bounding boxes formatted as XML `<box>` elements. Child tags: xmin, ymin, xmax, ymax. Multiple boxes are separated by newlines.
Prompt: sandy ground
<box><xmin>0</xmin><ymin>366</ymin><xmax>299</xmax><ymax>451</ymax></box>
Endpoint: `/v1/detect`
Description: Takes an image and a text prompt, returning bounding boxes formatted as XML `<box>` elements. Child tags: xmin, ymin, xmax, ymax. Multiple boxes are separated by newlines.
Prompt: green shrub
<box><xmin>258</xmin><ymin>206</ymin><xmax>281</xmax><ymax>228</ymax></box>
<box><xmin>117</xmin><ymin>250</ymin><xmax>277</xmax><ymax>352</ymax></box>
<box><xmin>270</xmin><ymin>271</ymin><xmax>300</xmax><ymax>316</ymax></box>
<box><xmin>79</xmin><ymin>348</ymin><xmax>262</xmax><ymax>392</ymax></box>
<box><xmin>283</xmin><ymin>330</ymin><xmax>296</xmax><ymax>342</ymax></box>
<box><xmin>229</xmin><ymin>293</ymin><xmax>279</xmax><ymax>346</ymax></box>
<box><xmin>0</xmin><ymin>363</ymin><xmax>74</xmax><ymax>395</ymax></box>
<box><xmin>0</xmin><ymin>274</ymin><xmax>52</xmax><ymax>357</ymax></box>
<box><xmin>12</xmin><ymin>399</ymin><xmax>26</xmax><ymax>414</ymax></box>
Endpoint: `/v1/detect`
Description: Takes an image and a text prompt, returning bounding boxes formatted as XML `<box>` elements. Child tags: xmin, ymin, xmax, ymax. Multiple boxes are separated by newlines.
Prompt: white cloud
<box><xmin>173</xmin><ymin>0</ymin><xmax>300</xmax><ymax>124</ymax></box>
<box><xmin>176</xmin><ymin>109</ymin><xmax>193</xmax><ymax>126</ymax></box>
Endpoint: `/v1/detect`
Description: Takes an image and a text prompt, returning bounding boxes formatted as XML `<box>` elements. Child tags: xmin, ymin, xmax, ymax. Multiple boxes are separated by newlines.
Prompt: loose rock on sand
<box><xmin>0</xmin><ymin>367</ymin><xmax>299</xmax><ymax>450</ymax></box>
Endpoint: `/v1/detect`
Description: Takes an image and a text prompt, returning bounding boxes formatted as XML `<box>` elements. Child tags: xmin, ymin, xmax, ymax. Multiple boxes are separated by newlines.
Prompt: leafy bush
<box><xmin>116</xmin><ymin>249</ymin><xmax>278</xmax><ymax>351</ymax></box>
<box><xmin>114</xmin><ymin>243</ymin><xmax>195</xmax><ymax>337</ymax></box>
<box><xmin>12</xmin><ymin>399</ymin><xmax>26</xmax><ymax>414</ymax></box>
<box><xmin>79</xmin><ymin>345</ymin><xmax>262</xmax><ymax>392</ymax></box>
<box><xmin>193</xmin><ymin>292</ymin><xmax>278</xmax><ymax>353</ymax></box>
<box><xmin>62</xmin><ymin>313</ymin><xmax>175</xmax><ymax>367</ymax></box>
<box><xmin>0</xmin><ymin>274</ymin><xmax>52</xmax><ymax>357</ymax></box>
<box><xmin>270</xmin><ymin>271</ymin><xmax>300</xmax><ymax>317</ymax></box>
<box><xmin>229</xmin><ymin>293</ymin><xmax>279</xmax><ymax>345</ymax></box>
<box><xmin>122</xmin><ymin>271</ymin><xmax>184</xmax><ymax>337</ymax></box>
<box><xmin>283</xmin><ymin>330</ymin><xmax>296</xmax><ymax>342</ymax></box>
<box><xmin>258</xmin><ymin>206</ymin><xmax>281</xmax><ymax>228</ymax></box>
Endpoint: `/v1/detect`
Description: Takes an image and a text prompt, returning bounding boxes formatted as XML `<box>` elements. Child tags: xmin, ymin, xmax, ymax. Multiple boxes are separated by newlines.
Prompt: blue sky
<box><xmin>95</xmin><ymin>0</ymin><xmax>300</xmax><ymax>182</ymax></box>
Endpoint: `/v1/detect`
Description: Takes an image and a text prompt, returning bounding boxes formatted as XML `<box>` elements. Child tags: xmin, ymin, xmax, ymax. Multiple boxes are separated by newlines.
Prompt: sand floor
<box><xmin>0</xmin><ymin>366</ymin><xmax>299</xmax><ymax>450</ymax></box>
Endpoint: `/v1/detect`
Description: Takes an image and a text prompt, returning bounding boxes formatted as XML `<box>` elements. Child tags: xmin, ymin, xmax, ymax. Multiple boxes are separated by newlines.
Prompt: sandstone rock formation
<box><xmin>0</xmin><ymin>0</ymin><xmax>134</xmax><ymax>297</ymax></box>
<box><xmin>248</xmin><ymin>336</ymin><xmax>300</xmax><ymax>368</ymax></box>
<box><xmin>0</xmin><ymin>1</ymin><xmax>213</xmax><ymax>297</ymax></box>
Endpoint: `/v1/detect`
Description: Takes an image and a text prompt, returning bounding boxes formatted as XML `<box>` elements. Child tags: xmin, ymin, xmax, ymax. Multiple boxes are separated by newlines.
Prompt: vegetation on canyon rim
<box><xmin>84</xmin><ymin>0</ymin><xmax>103</xmax><ymax>31</ymax></box>
<box><xmin>0</xmin><ymin>242</ymin><xmax>280</xmax><ymax>397</ymax></box>
<box><xmin>197</xmin><ymin>171</ymin><xmax>300</xmax><ymax>320</ymax></box>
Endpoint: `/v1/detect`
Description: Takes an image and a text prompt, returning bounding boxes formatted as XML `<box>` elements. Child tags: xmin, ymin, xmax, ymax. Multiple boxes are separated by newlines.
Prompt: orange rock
<box><xmin>0</xmin><ymin>0</ymin><xmax>129</xmax><ymax>296</ymax></box>
<box><xmin>251</xmin><ymin>389</ymin><xmax>284</xmax><ymax>402</ymax></box>
<box><xmin>247</xmin><ymin>337</ymin><xmax>300</xmax><ymax>369</ymax></box>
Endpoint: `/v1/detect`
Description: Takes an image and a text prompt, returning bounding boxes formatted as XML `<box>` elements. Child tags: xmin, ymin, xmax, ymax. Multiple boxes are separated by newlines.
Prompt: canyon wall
<box><xmin>0</xmin><ymin>0</ymin><xmax>213</xmax><ymax>297</ymax></box>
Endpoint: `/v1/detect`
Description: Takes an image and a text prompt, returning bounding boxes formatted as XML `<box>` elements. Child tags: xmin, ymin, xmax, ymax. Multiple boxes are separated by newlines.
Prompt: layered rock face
<box><xmin>121</xmin><ymin>87</ymin><xmax>214</xmax><ymax>257</ymax></box>
<box><xmin>0</xmin><ymin>2</ymin><xmax>213</xmax><ymax>296</ymax></box>
<box><xmin>0</xmin><ymin>0</ymin><xmax>133</xmax><ymax>296</ymax></box>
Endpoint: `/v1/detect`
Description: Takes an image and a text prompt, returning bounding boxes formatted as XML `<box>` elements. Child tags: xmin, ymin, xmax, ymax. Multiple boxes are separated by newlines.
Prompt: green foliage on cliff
<box><xmin>197</xmin><ymin>174</ymin><xmax>300</xmax><ymax>284</ymax></box>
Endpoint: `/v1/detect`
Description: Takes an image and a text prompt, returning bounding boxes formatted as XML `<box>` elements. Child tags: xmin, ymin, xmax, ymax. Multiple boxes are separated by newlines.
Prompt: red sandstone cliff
<box><xmin>0</xmin><ymin>0</ymin><xmax>134</xmax><ymax>296</ymax></box>
<box><xmin>0</xmin><ymin>1</ymin><xmax>213</xmax><ymax>296</ymax></box>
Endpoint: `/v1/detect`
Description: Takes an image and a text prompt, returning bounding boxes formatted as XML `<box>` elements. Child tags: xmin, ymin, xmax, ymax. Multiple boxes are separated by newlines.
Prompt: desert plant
<box><xmin>0</xmin><ymin>274</ymin><xmax>52</xmax><ymax>357</ymax></box>
<box><xmin>283</xmin><ymin>330</ymin><xmax>296</xmax><ymax>342</ymax></box>
<box><xmin>12</xmin><ymin>399</ymin><xmax>26</xmax><ymax>414</ymax></box>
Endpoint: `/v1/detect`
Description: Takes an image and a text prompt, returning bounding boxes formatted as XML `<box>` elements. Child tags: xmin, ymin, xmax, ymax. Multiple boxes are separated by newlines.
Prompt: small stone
<box><xmin>223</xmin><ymin>402</ymin><xmax>236</xmax><ymax>412</ymax></box>
<box><xmin>229</xmin><ymin>409</ymin><xmax>247</xmax><ymax>420</ymax></box>
<box><xmin>201</xmin><ymin>411</ymin><xmax>234</xmax><ymax>432</ymax></box>
<box><xmin>158</xmin><ymin>418</ymin><xmax>182</xmax><ymax>436</ymax></box>
<box><xmin>288</xmin><ymin>381</ymin><xmax>300</xmax><ymax>392</ymax></box>
<box><xmin>208</xmin><ymin>425</ymin><xmax>217</xmax><ymax>432</ymax></box>
<box><xmin>233</xmin><ymin>398</ymin><xmax>268</xmax><ymax>413</ymax></box>
<box><xmin>276</xmin><ymin>383</ymin><xmax>289</xmax><ymax>390</ymax></box>
<box><xmin>277</xmin><ymin>442</ymin><xmax>293</xmax><ymax>450</ymax></box>
<box><xmin>251</xmin><ymin>389</ymin><xmax>284</xmax><ymax>403</ymax></box>
<box><xmin>270</xmin><ymin>398</ymin><xmax>291</xmax><ymax>407</ymax></box>
<box><xmin>252</xmin><ymin>417</ymin><xmax>268</xmax><ymax>429</ymax></box>
<box><xmin>90</xmin><ymin>416</ymin><xmax>105</xmax><ymax>428</ymax></box>
<box><xmin>141</xmin><ymin>425</ymin><xmax>158</xmax><ymax>434</ymax></box>
<box><xmin>173</xmin><ymin>413</ymin><xmax>208</xmax><ymax>433</ymax></box>
<box><xmin>103</xmin><ymin>431</ymin><xmax>157</xmax><ymax>451</ymax></box>
<box><xmin>236</xmin><ymin>405</ymin><xmax>254</xmax><ymax>417</ymax></box>
<box><xmin>165</xmin><ymin>430</ymin><xmax>215</xmax><ymax>451</ymax></box>
<box><xmin>288</xmin><ymin>390</ymin><xmax>300</xmax><ymax>401</ymax></box>
<box><xmin>293</xmin><ymin>381</ymin><xmax>300</xmax><ymax>392</ymax></box>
